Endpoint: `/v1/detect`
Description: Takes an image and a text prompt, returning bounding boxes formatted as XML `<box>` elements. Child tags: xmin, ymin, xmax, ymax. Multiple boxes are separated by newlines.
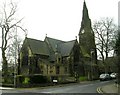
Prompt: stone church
<box><xmin>79</xmin><ymin>1</ymin><xmax>98</xmax><ymax>80</ymax></box>
<box><xmin>17</xmin><ymin>1</ymin><xmax>98</xmax><ymax>85</ymax></box>
<box><xmin>18</xmin><ymin>36</ymin><xmax>83</xmax><ymax>84</ymax></box>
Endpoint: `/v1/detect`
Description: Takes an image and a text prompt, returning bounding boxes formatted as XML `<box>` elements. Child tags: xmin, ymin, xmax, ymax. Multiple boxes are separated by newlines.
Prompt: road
<box><xmin>1</xmin><ymin>80</ymin><xmax>114</xmax><ymax>95</ymax></box>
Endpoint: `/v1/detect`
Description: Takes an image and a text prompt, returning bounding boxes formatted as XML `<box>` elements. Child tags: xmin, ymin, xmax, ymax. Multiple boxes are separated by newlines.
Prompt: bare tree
<box><xmin>7</xmin><ymin>36</ymin><xmax>22</xmax><ymax>65</ymax></box>
<box><xmin>93</xmin><ymin>18</ymin><xmax>117</xmax><ymax>73</ymax></box>
<box><xmin>0</xmin><ymin>1</ymin><xmax>26</xmax><ymax>83</ymax></box>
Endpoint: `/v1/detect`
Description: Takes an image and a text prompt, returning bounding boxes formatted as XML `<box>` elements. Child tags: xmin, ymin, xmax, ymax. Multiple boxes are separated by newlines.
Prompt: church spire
<box><xmin>79</xmin><ymin>0</ymin><xmax>92</xmax><ymax>34</ymax></box>
<box><xmin>79</xmin><ymin>1</ymin><xmax>97</xmax><ymax>65</ymax></box>
<box><xmin>83</xmin><ymin>0</ymin><xmax>90</xmax><ymax>20</ymax></box>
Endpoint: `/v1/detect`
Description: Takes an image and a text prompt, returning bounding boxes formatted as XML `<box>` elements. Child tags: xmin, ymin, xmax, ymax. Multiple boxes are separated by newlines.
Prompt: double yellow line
<box><xmin>97</xmin><ymin>87</ymin><xmax>104</xmax><ymax>94</ymax></box>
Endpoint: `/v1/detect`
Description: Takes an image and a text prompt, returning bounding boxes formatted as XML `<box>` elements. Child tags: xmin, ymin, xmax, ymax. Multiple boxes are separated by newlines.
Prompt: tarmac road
<box><xmin>1</xmin><ymin>80</ymin><xmax>114</xmax><ymax>95</ymax></box>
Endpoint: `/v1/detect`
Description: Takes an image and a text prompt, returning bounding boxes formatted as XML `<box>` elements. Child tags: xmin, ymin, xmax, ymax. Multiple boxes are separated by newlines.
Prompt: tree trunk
<box><xmin>2</xmin><ymin>49</ymin><xmax>8</xmax><ymax>83</ymax></box>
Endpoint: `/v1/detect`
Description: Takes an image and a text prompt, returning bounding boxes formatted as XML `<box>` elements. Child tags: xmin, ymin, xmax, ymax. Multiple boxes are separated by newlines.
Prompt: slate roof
<box><xmin>25</xmin><ymin>38</ymin><xmax>50</xmax><ymax>56</ymax></box>
<box><xmin>45</xmin><ymin>37</ymin><xmax>77</xmax><ymax>56</ymax></box>
<box><xmin>23</xmin><ymin>37</ymin><xmax>77</xmax><ymax>61</ymax></box>
<box><xmin>58</xmin><ymin>40</ymin><xmax>76</xmax><ymax>56</ymax></box>
<box><xmin>45</xmin><ymin>37</ymin><xmax>65</xmax><ymax>52</ymax></box>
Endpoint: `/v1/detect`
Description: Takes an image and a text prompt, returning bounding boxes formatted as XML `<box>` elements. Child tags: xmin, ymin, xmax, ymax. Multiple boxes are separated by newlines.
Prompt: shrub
<box><xmin>29</xmin><ymin>75</ymin><xmax>48</xmax><ymax>84</ymax></box>
<box><xmin>79</xmin><ymin>76</ymin><xmax>88</xmax><ymax>81</ymax></box>
<box><xmin>22</xmin><ymin>77</ymin><xmax>30</xmax><ymax>84</ymax></box>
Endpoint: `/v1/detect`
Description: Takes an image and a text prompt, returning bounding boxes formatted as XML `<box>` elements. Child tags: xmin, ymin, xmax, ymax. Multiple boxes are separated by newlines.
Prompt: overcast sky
<box><xmin>17</xmin><ymin>0</ymin><xmax>119</xmax><ymax>41</ymax></box>
<box><xmin>0</xmin><ymin>0</ymin><xmax>119</xmax><ymax>68</ymax></box>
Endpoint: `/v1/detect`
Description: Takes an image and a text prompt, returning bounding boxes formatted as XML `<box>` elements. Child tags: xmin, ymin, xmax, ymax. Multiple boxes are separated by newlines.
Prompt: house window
<box><xmin>29</xmin><ymin>57</ymin><xmax>34</xmax><ymax>66</ymax></box>
<box><xmin>62</xmin><ymin>57</ymin><xmax>67</xmax><ymax>64</ymax></box>
<box><xmin>50</xmin><ymin>65</ymin><xmax>52</xmax><ymax>69</ymax></box>
<box><xmin>56</xmin><ymin>66</ymin><xmax>60</xmax><ymax>74</ymax></box>
<box><xmin>22</xmin><ymin>56</ymin><xmax>28</xmax><ymax>66</ymax></box>
<box><xmin>50</xmin><ymin>65</ymin><xmax>53</xmax><ymax>73</ymax></box>
<box><xmin>58</xmin><ymin>58</ymin><xmax>61</xmax><ymax>62</ymax></box>
<box><xmin>74</xmin><ymin>48</ymin><xmax>79</xmax><ymax>62</ymax></box>
<box><xmin>50</xmin><ymin>70</ymin><xmax>53</xmax><ymax>73</ymax></box>
<box><xmin>65</xmin><ymin>67</ymin><xmax>68</xmax><ymax>73</ymax></box>
<box><xmin>29</xmin><ymin>57</ymin><xmax>32</xmax><ymax>74</ymax></box>
<box><xmin>35</xmin><ymin>58</ymin><xmax>38</xmax><ymax>68</ymax></box>
<box><xmin>47</xmin><ymin>65</ymin><xmax>48</xmax><ymax>74</ymax></box>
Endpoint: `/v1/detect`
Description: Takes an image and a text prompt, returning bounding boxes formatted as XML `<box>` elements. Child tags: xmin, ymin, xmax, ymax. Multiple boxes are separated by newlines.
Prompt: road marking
<box><xmin>97</xmin><ymin>87</ymin><xmax>103</xmax><ymax>94</ymax></box>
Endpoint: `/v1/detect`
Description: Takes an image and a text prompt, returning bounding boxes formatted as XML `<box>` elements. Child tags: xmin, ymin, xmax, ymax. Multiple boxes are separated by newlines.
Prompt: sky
<box><xmin>0</xmin><ymin>0</ymin><xmax>119</xmax><ymax>68</ymax></box>
<box><xmin>17</xmin><ymin>0</ymin><xmax>119</xmax><ymax>41</ymax></box>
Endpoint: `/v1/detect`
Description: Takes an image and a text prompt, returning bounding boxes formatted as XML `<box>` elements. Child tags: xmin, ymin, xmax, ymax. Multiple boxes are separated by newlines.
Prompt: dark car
<box><xmin>99</xmin><ymin>74</ymin><xmax>111</xmax><ymax>81</ymax></box>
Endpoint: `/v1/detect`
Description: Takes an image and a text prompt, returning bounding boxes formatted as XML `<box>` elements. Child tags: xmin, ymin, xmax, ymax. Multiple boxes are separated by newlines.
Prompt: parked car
<box><xmin>99</xmin><ymin>74</ymin><xmax>111</xmax><ymax>81</ymax></box>
<box><xmin>110</xmin><ymin>73</ymin><xmax>117</xmax><ymax>79</ymax></box>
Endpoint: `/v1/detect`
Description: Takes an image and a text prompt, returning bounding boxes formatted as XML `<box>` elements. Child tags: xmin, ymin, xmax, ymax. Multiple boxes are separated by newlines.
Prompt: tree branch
<box><xmin>9</xmin><ymin>18</ymin><xmax>23</xmax><ymax>29</ymax></box>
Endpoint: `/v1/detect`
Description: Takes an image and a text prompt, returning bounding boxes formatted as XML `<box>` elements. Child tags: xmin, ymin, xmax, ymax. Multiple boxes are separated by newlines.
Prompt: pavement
<box><xmin>0</xmin><ymin>87</ymin><xmax>14</xmax><ymax>90</ymax></box>
<box><xmin>0</xmin><ymin>81</ymin><xmax>90</xmax><ymax>90</ymax></box>
<box><xmin>97</xmin><ymin>83</ymin><xmax>120</xmax><ymax>94</ymax></box>
<box><xmin>1</xmin><ymin>81</ymin><xmax>120</xmax><ymax>94</ymax></box>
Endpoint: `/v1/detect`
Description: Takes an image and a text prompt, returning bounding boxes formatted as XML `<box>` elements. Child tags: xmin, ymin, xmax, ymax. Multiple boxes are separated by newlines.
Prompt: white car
<box><xmin>110</xmin><ymin>73</ymin><xmax>117</xmax><ymax>79</ymax></box>
<box><xmin>99</xmin><ymin>74</ymin><xmax>111</xmax><ymax>81</ymax></box>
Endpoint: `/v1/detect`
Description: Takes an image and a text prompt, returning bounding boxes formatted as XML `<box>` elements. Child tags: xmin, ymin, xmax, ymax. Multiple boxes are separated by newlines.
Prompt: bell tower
<box><xmin>79</xmin><ymin>1</ymin><xmax>97</xmax><ymax>64</ymax></box>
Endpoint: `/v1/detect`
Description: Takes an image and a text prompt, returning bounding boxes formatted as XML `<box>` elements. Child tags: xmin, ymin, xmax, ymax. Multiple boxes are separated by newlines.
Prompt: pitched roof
<box><xmin>45</xmin><ymin>37</ymin><xmax>65</xmax><ymax>52</ymax></box>
<box><xmin>58</xmin><ymin>40</ymin><xmax>76</xmax><ymax>56</ymax></box>
<box><xmin>45</xmin><ymin>37</ymin><xmax>77</xmax><ymax>57</ymax></box>
<box><xmin>26</xmin><ymin>38</ymin><xmax>50</xmax><ymax>56</ymax></box>
<box><xmin>22</xmin><ymin>37</ymin><xmax>78</xmax><ymax>61</ymax></box>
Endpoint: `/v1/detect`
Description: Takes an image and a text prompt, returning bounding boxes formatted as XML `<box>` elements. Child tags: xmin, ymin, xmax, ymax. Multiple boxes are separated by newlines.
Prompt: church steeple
<box><xmin>82</xmin><ymin>0</ymin><xmax>90</xmax><ymax>21</ymax></box>
<box><xmin>79</xmin><ymin>0</ymin><xmax>92</xmax><ymax>35</ymax></box>
<box><xmin>79</xmin><ymin>1</ymin><xmax>97</xmax><ymax>64</ymax></box>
